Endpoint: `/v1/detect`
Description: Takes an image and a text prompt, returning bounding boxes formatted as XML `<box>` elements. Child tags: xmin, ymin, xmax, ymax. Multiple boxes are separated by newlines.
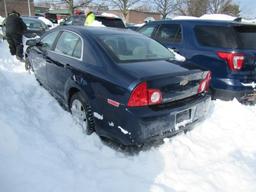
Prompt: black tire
<box><xmin>69</xmin><ymin>92</ymin><xmax>95</xmax><ymax>135</ymax></box>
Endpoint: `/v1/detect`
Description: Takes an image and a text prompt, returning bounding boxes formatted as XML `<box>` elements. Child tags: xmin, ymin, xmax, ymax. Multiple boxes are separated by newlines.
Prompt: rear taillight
<box><xmin>127</xmin><ymin>82</ymin><xmax>162</xmax><ymax>107</ymax></box>
<box><xmin>217</xmin><ymin>52</ymin><xmax>244</xmax><ymax>71</ymax></box>
<box><xmin>198</xmin><ymin>72</ymin><xmax>211</xmax><ymax>93</ymax></box>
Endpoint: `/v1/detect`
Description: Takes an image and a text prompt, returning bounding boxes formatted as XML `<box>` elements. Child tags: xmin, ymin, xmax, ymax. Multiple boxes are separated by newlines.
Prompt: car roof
<box><xmin>70</xmin><ymin>15</ymin><xmax>122</xmax><ymax>20</ymax></box>
<box><xmin>21</xmin><ymin>16</ymin><xmax>43</xmax><ymax>22</ymax></box>
<box><xmin>57</xmin><ymin>25</ymin><xmax>140</xmax><ymax>36</ymax></box>
<box><xmin>146</xmin><ymin>19</ymin><xmax>256</xmax><ymax>26</ymax></box>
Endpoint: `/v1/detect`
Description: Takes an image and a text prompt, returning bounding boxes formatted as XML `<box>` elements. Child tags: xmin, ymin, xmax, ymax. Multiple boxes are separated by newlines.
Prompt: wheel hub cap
<box><xmin>71</xmin><ymin>99</ymin><xmax>87</xmax><ymax>130</ymax></box>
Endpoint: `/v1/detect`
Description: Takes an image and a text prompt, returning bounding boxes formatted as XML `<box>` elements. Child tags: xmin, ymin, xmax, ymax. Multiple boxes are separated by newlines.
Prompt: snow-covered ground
<box><xmin>0</xmin><ymin>41</ymin><xmax>256</xmax><ymax>192</ymax></box>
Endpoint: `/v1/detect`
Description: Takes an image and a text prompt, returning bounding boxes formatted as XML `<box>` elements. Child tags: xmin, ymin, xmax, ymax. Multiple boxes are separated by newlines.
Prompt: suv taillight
<box><xmin>198</xmin><ymin>72</ymin><xmax>211</xmax><ymax>93</ymax></box>
<box><xmin>217</xmin><ymin>52</ymin><xmax>245</xmax><ymax>71</ymax></box>
<box><xmin>127</xmin><ymin>82</ymin><xmax>162</xmax><ymax>107</ymax></box>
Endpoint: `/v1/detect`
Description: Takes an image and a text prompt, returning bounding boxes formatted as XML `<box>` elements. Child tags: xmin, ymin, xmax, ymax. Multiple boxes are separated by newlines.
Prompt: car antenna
<box><xmin>234</xmin><ymin>17</ymin><xmax>242</xmax><ymax>22</ymax></box>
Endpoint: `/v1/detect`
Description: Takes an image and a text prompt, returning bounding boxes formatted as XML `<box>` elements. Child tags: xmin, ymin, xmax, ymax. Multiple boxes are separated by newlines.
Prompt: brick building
<box><xmin>106</xmin><ymin>10</ymin><xmax>161</xmax><ymax>24</ymax></box>
<box><xmin>0</xmin><ymin>0</ymin><xmax>34</xmax><ymax>17</ymax></box>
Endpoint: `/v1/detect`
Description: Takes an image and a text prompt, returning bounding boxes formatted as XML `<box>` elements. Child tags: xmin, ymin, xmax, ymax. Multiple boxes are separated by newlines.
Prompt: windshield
<box><xmin>23</xmin><ymin>18</ymin><xmax>48</xmax><ymax>30</ymax></box>
<box><xmin>98</xmin><ymin>34</ymin><xmax>174</xmax><ymax>62</ymax></box>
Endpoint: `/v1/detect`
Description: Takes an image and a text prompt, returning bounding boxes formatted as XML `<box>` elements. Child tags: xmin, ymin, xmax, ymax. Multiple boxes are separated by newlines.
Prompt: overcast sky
<box><xmin>34</xmin><ymin>0</ymin><xmax>256</xmax><ymax>18</ymax></box>
<box><xmin>235</xmin><ymin>0</ymin><xmax>256</xmax><ymax>18</ymax></box>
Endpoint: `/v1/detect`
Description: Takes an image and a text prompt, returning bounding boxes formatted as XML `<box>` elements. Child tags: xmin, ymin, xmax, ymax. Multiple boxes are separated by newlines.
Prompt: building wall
<box><xmin>0</xmin><ymin>0</ymin><xmax>35</xmax><ymax>17</ymax></box>
<box><xmin>106</xmin><ymin>10</ymin><xmax>161</xmax><ymax>24</ymax></box>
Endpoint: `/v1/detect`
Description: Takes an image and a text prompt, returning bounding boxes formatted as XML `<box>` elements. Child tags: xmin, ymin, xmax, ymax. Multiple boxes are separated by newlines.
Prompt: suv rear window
<box><xmin>195</xmin><ymin>25</ymin><xmax>256</xmax><ymax>49</ymax></box>
<box><xmin>95</xmin><ymin>17</ymin><xmax>125</xmax><ymax>28</ymax></box>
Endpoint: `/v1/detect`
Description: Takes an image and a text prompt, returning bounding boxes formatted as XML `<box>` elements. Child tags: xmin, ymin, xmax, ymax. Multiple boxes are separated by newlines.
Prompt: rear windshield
<box><xmin>195</xmin><ymin>25</ymin><xmax>256</xmax><ymax>49</ymax></box>
<box><xmin>98</xmin><ymin>34</ymin><xmax>174</xmax><ymax>62</ymax></box>
<box><xmin>96</xmin><ymin>17</ymin><xmax>125</xmax><ymax>28</ymax></box>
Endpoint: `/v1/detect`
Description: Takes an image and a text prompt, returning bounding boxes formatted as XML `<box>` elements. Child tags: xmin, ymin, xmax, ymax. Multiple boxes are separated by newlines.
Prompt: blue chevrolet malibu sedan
<box><xmin>25</xmin><ymin>26</ymin><xmax>211</xmax><ymax>146</ymax></box>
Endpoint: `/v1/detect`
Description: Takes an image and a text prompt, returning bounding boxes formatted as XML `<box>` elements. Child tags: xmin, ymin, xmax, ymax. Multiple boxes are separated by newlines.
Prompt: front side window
<box><xmin>55</xmin><ymin>31</ymin><xmax>82</xmax><ymax>58</ymax></box>
<box><xmin>40</xmin><ymin>31</ymin><xmax>59</xmax><ymax>49</ymax></box>
<box><xmin>24</xmin><ymin>20</ymin><xmax>39</xmax><ymax>29</ymax></box>
<box><xmin>139</xmin><ymin>26</ymin><xmax>156</xmax><ymax>37</ymax></box>
<box><xmin>98</xmin><ymin>34</ymin><xmax>174</xmax><ymax>62</ymax></box>
<box><xmin>156</xmin><ymin>24</ymin><xmax>182</xmax><ymax>43</ymax></box>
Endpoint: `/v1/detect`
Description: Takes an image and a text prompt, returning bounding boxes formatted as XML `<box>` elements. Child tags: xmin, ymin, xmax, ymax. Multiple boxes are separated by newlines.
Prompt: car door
<box><xmin>46</xmin><ymin>31</ymin><xmax>83</xmax><ymax>98</ymax></box>
<box><xmin>30</xmin><ymin>30</ymin><xmax>59</xmax><ymax>85</ymax></box>
<box><xmin>154</xmin><ymin>24</ymin><xmax>183</xmax><ymax>53</ymax></box>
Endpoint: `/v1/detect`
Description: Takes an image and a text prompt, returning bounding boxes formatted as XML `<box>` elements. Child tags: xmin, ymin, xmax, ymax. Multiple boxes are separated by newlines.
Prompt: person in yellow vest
<box><xmin>84</xmin><ymin>11</ymin><xmax>95</xmax><ymax>26</ymax></box>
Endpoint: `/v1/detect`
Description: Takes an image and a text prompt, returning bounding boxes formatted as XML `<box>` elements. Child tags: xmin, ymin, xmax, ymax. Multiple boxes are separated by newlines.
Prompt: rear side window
<box><xmin>234</xmin><ymin>26</ymin><xmax>256</xmax><ymax>49</ymax></box>
<box><xmin>195</xmin><ymin>26</ymin><xmax>237</xmax><ymax>48</ymax></box>
<box><xmin>156</xmin><ymin>24</ymin><xmax>182</xmax><ymax>43</ymax></box>
<box><xmin>41</xmin><ymin>31</ymin><xmax>59</xmax><ymax>49</ymax></box>
<box><xmin>55</xmin><ymin>31</ymin><xmax>82</xmax><ymax>59</ymax></box>
<box><xmin>139</xmin><ymin>26</ymin><xmax>156</xmax><ymax>37</ymax></box>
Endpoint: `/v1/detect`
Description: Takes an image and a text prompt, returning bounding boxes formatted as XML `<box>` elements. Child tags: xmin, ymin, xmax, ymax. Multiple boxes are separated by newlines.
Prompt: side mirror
<box><xmin>26</xmin><ymin>39</ymin><xmax>39</xmax><ymax>46</ymax></box>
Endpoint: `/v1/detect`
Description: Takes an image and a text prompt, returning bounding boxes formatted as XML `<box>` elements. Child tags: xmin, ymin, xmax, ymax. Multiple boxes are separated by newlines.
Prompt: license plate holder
<box><xmin>175</xmin><ymin>109</ymin><xmax>192</xmax><ymax>128</ymax></box>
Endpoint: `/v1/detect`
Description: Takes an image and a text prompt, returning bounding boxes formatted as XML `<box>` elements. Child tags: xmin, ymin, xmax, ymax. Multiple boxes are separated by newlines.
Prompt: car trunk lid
<box><xmin>119</xmin><ymin>60</ymin><xmax>209</xmax><ymax>104</ymax></box>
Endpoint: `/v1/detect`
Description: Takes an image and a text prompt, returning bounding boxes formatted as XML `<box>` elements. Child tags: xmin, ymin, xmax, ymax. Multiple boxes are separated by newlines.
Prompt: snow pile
<box><xmin>173</xmin><ymin>16</ymin><xmax>198</xmax><ymax>20</ymax></box>
<box><xmin>173</xmin><ymin>14</ymin><xmax>237</xmax><ymax>21</ymax></box>
<box><xmin>168</xmin><ymin>48</ymin><xmax>186</xmax><ymax>62</ymax></box>
<box><xmin>88</xmin><ymin>20</ymin><xmax>106</xmax><ymax>27</ymax></box>
<box><xmin>101</xmin><ymin>12</ymin><xmax>120</xmax><ymax>18</ymax></box>
<box><xmin>0</xmin><ymin>16</ymin><xmax>5</xmax><ymax>26</ymax></box>
<box><xmin>134</xmin><ymin>23</ymin><xmax>145</xmax><ymax>27</ymax></box>
<box><xmin>200</xmin><ymin>14</ymin><xmax>237</xmax><ymax>21</ymax></box>
<box><xmin>0</xmin><ymin>41</ymin><xmax>256</xmax><ymax>192</ymax></box>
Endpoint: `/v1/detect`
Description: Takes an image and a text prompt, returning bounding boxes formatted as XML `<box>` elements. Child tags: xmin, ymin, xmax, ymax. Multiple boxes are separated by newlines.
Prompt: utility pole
<box><xmin>3</xmin><ymin>0</ymin><xmax>8</xmax><ymax>17</ymax></box>
<box><xmin>28</xmin><ymin>0</ymin><xmax>31</xmax><ymax>16</ymax></box>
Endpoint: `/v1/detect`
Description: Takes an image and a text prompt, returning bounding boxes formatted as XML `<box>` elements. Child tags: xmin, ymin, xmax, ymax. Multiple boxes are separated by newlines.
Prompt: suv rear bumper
<box><xmin>212</xmin><ymin>78</ymin><xmax>256</xmax><ymax>101</ymax></box>
<box><xmin>213</xmin><ymin>88</ymin><xmax>256</xmax><ymax>102</ymax></box>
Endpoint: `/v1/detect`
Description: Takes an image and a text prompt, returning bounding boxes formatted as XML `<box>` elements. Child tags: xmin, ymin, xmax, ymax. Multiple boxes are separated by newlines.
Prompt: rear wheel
<box><xmin>70</xmin><ymin>92</ymin><xmax>95</xmax><ymax>135</ymax></box>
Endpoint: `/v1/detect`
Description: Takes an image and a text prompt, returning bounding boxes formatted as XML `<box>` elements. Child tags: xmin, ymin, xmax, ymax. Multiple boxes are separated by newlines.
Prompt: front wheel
<box><xmin>69</xmin><ymin>92</ymin><xmax>95</xmax><ymax>135</ymax></box>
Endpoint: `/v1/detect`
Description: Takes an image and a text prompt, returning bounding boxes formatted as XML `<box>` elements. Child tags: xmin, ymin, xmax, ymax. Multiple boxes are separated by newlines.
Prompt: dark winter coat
<box><xmin>5</xmin><ymin>13</ymin><xmax>27</xmax><ymax>35</ymax></box>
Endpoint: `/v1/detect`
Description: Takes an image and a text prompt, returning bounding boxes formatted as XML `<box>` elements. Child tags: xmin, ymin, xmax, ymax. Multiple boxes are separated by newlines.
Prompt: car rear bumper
<box><xmin>97</xmin><ymin>94</ymin><xmax>211</xmax><ymax>146</ymax></box>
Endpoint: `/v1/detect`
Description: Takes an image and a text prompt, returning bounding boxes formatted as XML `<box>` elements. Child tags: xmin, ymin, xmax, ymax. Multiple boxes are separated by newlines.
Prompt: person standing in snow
<box><xmin>5</xmin><ymin>10</ymin><xmax>27</xmax><ymax>62</ymax></box>
<box><xmin>84</xmin><ymin>11</ymin><xmax>95</xmax><ymax>26</ymax></box>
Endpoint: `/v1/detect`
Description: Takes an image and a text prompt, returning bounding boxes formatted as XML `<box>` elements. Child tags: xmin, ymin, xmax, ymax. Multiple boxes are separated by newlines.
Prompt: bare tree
<box><xmin>153</xmin><ymin>0</ymin><xmax>176</xmax><ymax>19</ymax></box>
<box><xmin>208</xmin><ymin>0</ymin><xmax>240</xmax><ymax>16</ymax></box>
<box><xmin>176</xmin><ymin>0</ymin><xmax>209</xmax><ymax>17</ymax></box>
<box><xmin>63</xmin><ymin>0</ymin><xmax>93</xmax><ymax>15</ymax></box>
<box><xmin>107</xmin><ymin>0</ymin><xmax>142</xmax><ymax>19</ymax></box>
